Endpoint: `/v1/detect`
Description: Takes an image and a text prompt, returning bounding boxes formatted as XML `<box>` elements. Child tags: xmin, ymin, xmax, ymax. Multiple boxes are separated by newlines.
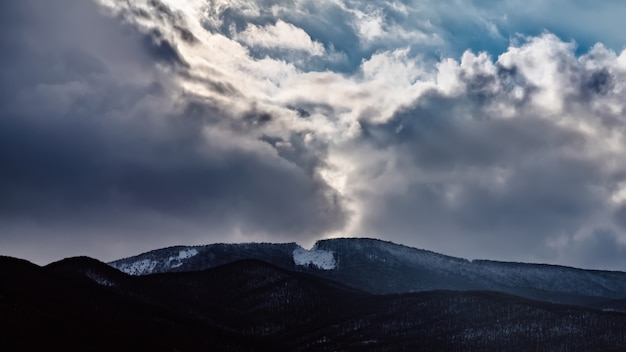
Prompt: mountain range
<box><xmin>2</xmin><ymin>237</ymin><xmax>626</xmax><ymax>351</ymax></box>
<box><xmin>110</xmin><ymin>237</ymin><xmax>626</xmax><ymax>307</ymax></box>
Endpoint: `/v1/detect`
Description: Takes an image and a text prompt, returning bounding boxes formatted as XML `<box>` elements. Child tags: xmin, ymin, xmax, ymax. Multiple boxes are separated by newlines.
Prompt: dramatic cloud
<box><xmin>3</xmin><ymin>0</ymin><xmax>626</xmax><ymax>270</ymax></box>
<box><xmin>344</xmin><ymin>37</ymin><xmax>626</xmax><ymax>267</ymax></box>
<box><xmin>0</xmin><ymin>0</ymin><xmax>346</xmax><ymax>263</ymax></box>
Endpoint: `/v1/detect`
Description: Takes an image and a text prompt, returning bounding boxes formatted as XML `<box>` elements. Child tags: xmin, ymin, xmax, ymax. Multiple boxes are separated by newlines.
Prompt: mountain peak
<box><xmin>108</xmin><ymin>237</ymin><xmax>626</xmax><ymax>306</ymax></box>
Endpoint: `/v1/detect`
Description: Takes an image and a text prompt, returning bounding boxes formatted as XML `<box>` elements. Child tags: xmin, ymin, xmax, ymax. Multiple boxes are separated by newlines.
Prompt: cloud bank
<box><xmin>3</xmin><ymin>0</ymin><xmax>626</xmax><ymax>270</ymax></box>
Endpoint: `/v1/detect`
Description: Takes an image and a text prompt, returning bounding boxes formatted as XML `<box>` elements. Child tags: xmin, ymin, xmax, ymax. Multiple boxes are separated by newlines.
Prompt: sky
<box><xmin>3</xmin><ymin>0</ymin><xmax>626</xmax><ymax>270</ymax></box>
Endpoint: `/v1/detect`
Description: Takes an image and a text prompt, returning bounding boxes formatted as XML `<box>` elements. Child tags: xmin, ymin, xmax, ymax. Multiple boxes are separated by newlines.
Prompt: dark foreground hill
<box><xmin>2</xmin><ymin>255</ymin><xmax>626</xmax><ymax>351</ymax></box>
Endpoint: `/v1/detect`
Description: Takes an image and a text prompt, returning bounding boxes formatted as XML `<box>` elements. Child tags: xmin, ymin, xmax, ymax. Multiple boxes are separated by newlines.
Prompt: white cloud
<box><xmin>89</xmin><ymin>0</ymin><xmax>626</xmax><ymax>269</ymax></box>
<box><xmin>236</xmin><ymin>20</ymin><xmax>325</xmax><ymax>56</ymax></box>
<box><xmin>8</xmin><ymin>0</ymin><xmax>626</xmax><ymax>269</ymax></box>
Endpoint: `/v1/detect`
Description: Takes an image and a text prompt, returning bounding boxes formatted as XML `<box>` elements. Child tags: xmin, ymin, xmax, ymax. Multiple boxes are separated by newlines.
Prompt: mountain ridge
<box><xmin>3</xmin><ymin>254</ymin><xmax>626</xmax><ymax>351</ymax></box>
<box><xmin>109</xmin><ymin>237</ymin><xmax>626</xmax><ymax>306</ymax></box>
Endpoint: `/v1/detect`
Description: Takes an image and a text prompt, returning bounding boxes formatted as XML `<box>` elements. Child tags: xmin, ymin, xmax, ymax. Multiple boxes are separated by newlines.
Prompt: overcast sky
<box><xmin>3</xmin><ymin>0</ymin><xmax>626</xmax><ymax>269</ymax></box>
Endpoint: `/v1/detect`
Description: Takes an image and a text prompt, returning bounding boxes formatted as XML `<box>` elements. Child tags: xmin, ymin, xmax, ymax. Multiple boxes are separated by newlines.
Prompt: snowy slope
<box><xmin>108</xmin><ymin>238</ymin><xmax>626</xmax><ymax>305</ymax></box>
<box><xmin>110</xmin><ymin>247</ymin><xmax>199</xmax><ymax>275</ymax></box>
<box><xmin>109</xmin><ymin>242</ymin><xmax>298</xmax><ymax>275</ymax></box>
<box><xmin>292</xmin><ymin>246</ymin><xmax>336</xmax><ymax>270</ymax></box>
<box><xmin>313</xmin><ymin>238</ymin><xmax>626</xmax><ymax>303</ymax></box>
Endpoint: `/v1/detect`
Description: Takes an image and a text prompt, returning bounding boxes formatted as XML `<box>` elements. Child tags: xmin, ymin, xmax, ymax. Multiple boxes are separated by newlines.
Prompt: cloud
<box><xmin>4</xmin><ymin>0</ymin><xmax>626</xmax><ymax>270</ymax></box>
<box><xmin>334</xmin><ymin>34</ymin><xmax>626</xmax><ymax>269</ymax></box>
<box><xmin>236</xmin><ymin>20</ymin><xmax>325</xmax><ymax>56</ymax></box>
<box><xmin>542</xmin><ymin>228</ymin><xmax>626</xmax><ymax>270</ymax></box>
<box><xmin>0</xmin><ymin>0</ymin><xmax>347</xmax><ymax>264</ymax></box>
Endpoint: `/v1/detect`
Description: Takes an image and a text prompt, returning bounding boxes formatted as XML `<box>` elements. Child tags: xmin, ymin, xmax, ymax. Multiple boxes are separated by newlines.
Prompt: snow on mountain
<box><xmin>109</xmin><ymin>243</ymin><xmax>298</xmax><ymax>276</ymax></box>
<box><xmin>110</xmin><ymin>247</ymin><xmax>199</xmax><ymax>275</ymax></box>
<box><xmin>112</xmin><ymin>258</ymin><xmax>159</xmax><ymax>276</ymax></box>
<box><xmin>292</xmin><ymin>246</ymin><xmax>336</xmax><ymax>270</ymax></box>
<box><xmin>168</xmin><ymin>248</ymin><xmax>199</xmax><ymax>268</ymax></box>
<box><xmin>313</xmin><ymin>238</ymin><xmax>626</xmax><ymax>302</ymax></box>
<box><xmin>107</xmin><ymin>238</ymin><xmax>626</xmax><ymax>306</ymax></box>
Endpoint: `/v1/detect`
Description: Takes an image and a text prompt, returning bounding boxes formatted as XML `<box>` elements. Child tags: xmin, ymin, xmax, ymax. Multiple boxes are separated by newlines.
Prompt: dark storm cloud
<box><xmin>108</xmin><ymin>0</ymin><xmax>626</xmax><ymax>271</ymax></box>
<box><xmin>0</xmin><ymin>0</ymin><xmax>347</xmax><ymax>264</ymax></box>
<box><xmin>140</xmin><ymin>29</ymin><xmax>186</xmax><ymax>65</ymax></box>
<box><xmin>357</xmin><ymin>96</ymin><xmax>603</xmax><ymax>259</ymax></box>
<box><xmin>0</xmin><ymin>109</ymin><xmax>343</xmax><ymax>233</ymax></box>
<box><xmin>343</xmin><ymin>39</ymin><xmax>626</xmax><ymax>268</ymax></box>
<box><xmin>5</xmin><ymin>0</ymin><xmax>626</xmax><ymax>272</ymax></box>
<box><xmin>542</xmin><ymin>229</ymin><xmax>626</xmax><ymax>270</ymax></box>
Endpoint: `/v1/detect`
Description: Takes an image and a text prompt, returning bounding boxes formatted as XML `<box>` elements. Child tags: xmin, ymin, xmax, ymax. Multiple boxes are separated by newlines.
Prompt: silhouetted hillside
<box><xmin>2</xmin><ymin>255</ymin><xmax>626</xmax><ymax>351</ymax></box>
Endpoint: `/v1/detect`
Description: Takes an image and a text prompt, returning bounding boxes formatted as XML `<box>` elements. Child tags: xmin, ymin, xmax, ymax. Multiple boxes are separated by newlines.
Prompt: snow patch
<box><xmin>293</xmin><ymin>246</ymin><xmax>336</xmax><ymax>270</ymax></box>
<box><xmin>177</xmin><ymin>248</ymin><xmax>199</xmax><ymax>260</ymax></box>
<box><xmin>164</xmin><ymin>248</ymin><xmax>199</xmax><ymax>270</ymax></box>
<box><xmin>113</xmin><ymin>258</ymin><xmax>158</xmax><ymax>275</ymax></box>
<box><xmin>111</xmin><ymin>247</ymin><xmax>200</xmax><ymax>275</ymax></box>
